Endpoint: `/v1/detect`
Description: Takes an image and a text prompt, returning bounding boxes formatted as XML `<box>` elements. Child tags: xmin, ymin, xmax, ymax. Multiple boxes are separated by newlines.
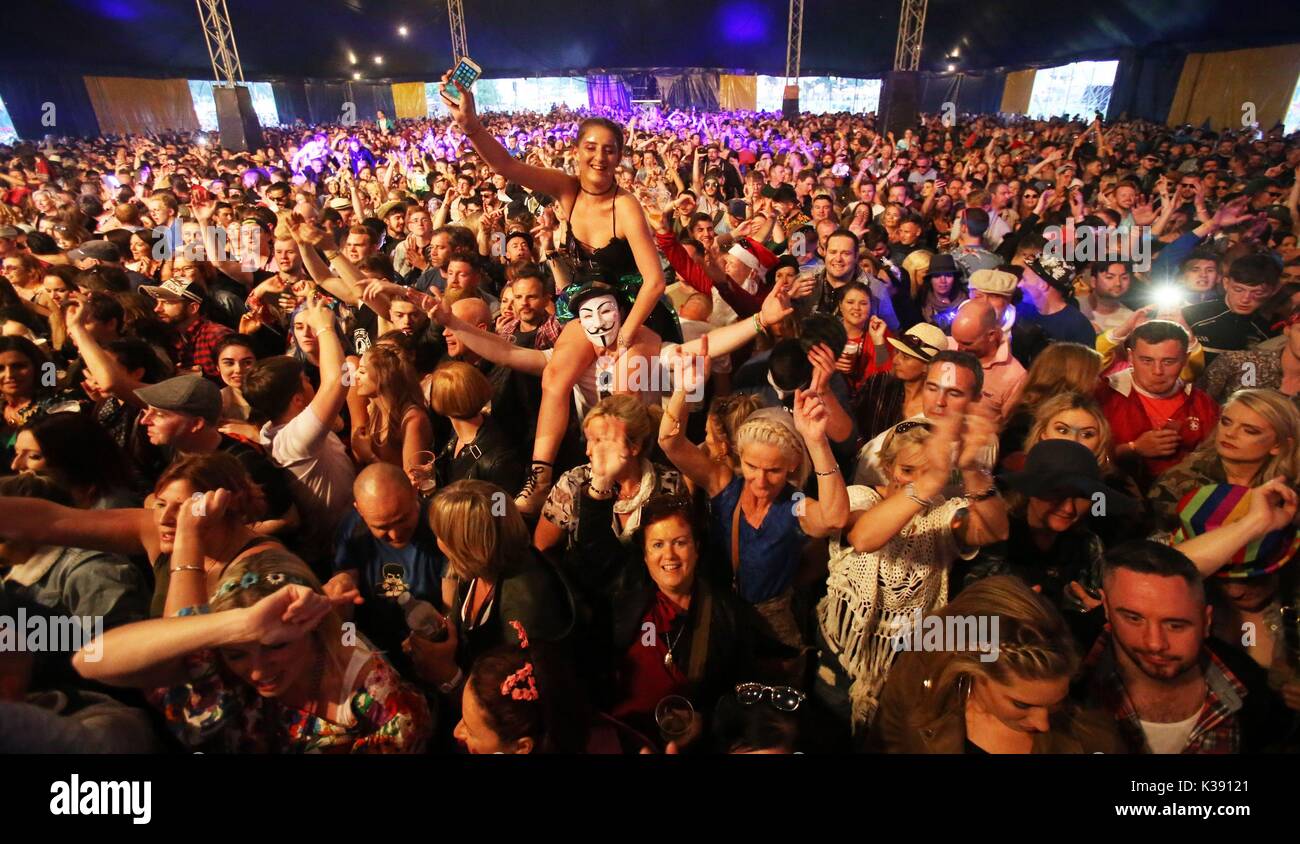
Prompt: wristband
<box><xmin>814</xmin><ymin>467</ymin><xmax>839</xmax><ymax>477</ymax></box>
<box><xmin>753</xmin><ymin>313</ymin><xmax>767</xmax><ymax>335</ymax></box>
<box><xmin>438</xmin><ymin>668</ymin><xmax>464</xmax><ymax>695</ymax></box>
<box><xmin>170</xmin><ymin>564</ymin><xmax>204</xmax><ymax>574</ymax></box>
<box><xmin>324</xmin><ymin>249</ymin><xmax>340</xmax><ymax>261</ymax></box>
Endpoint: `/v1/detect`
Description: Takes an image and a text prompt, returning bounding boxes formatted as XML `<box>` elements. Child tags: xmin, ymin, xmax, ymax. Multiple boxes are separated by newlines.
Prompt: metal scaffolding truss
<box><xmin>785</xmin><ymin>0</ymin><xmax>804</xmax><ymax>82</ymax></box>
<box><xmin>195</xmin><ymin>0</ymin><xmax>244</xmax><ymax>87</ymax></box>
<box><xmin>894</xmin><ymin>0</ymin><xmax>928</xmax><ymax>71</ymax></box>
<box><xmin>448</xmin><ymin>0</ymin><xmax>468</xmax><ymax>61</ymax></box>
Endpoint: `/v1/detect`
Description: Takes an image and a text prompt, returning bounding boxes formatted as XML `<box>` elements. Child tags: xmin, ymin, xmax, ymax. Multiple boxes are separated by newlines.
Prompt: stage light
<box><xmin>348</xmin><ymin>51</ymin><xmax>357</xmax><ymax>65</ymax></box>
<box><xmin>398</xmin><ymin>25</ymin><xmax>408</xmax><ymax>37</ymax></box>
<box><xmin>374</xmin><ymin>55</ymin><xmax>384</xmax><ymax>65</ymax></box>
<box><xmin>947</xmin><ymin>64</ymin><xmax>956</xmax><ymax>72</ymax></box>
<box><xmin>353</xmin><ymin>72</ymin><xmax>362</xmax><ymax>80</ymax></box>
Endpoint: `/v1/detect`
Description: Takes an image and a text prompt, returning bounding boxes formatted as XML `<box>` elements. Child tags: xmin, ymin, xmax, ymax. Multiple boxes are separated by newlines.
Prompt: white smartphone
<box><xmin>441</xmin><ymin>57</ymin><xmax>482</xmax><ymax>105</ymax></box>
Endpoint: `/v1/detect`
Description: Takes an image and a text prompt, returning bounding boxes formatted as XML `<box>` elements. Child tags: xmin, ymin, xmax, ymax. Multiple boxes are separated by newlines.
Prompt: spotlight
<box><xmin>353</xmin><ymin>72</ymin><xmax>362</xmax><ymax>80</ymax></box>
<box><xmin>947</xmin><ymin>64</ymin><xmax>956</xmax><ymax>72</ymax></box>
<box><xmin>374</xmin><ymin>55</ymin><xmax>384</xmax><ymax>65</ymax></box>
<box><xmin>398</xmin><ymin>25</ymin><xmax>408</xmax><ymax>37</ymax></box>
<box><xmin>348</xmin><ymin>51</ymin><xmax>357</xmax><ymax>65</ymax></box>
<box><xmin>1151</xmin><ymin>284</ymin><xmax>1188</xmax><ymax>314</ymax></box>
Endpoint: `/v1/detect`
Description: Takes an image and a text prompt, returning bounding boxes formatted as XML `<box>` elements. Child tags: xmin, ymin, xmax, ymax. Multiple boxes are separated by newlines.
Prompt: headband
<box><xmin>212</xmin><ymin>571</ymin><xmax>311</xmax><ymax>602</ymax></box>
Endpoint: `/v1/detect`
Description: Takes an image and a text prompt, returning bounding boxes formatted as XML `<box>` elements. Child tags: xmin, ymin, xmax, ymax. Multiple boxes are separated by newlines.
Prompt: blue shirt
<box><xmin>333</xmin><ymin>503</ymin><xmax>446</xmax><ymax>652</ymax></box>
<box><xmin>711</xmin><ymin>477</ymin><xmax>807</xmax><ymax>604</ymax></box>
<box><xmin>1019</xmin><ymin>299</ymin><xmax>1097</xmax><ymax>347</ymax></box>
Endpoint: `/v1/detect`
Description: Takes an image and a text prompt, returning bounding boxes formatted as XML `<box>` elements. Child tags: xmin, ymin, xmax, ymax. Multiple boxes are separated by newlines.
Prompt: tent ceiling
<box><xmin>7</xmin><ymin>0</ymin><xmax>1299</xmax><ymax>81</ymax></box>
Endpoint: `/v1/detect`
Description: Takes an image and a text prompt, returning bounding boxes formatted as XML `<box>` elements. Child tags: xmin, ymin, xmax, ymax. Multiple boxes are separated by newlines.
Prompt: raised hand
<box><xmin>440</xmin><ymin>70</ymin><xmax>481</xmax><ymax>134</ymax></box>
<box><xmin>759</xmin><ymin>277</ymin><xmax>795</xmax><ymax>328</ymax></box>
<box><xmin>867</xmin><ymin>315</ymin><xmax>888</xmax><ymax>346</ymax></box>
<box><xmin>792</xmin><ymin>387</ymin><xmax>829</xmax><ymax>444</ymax></box>
<box><xmin>241</xmin><ymin>584</ymin><xmax>341</xmax><ymax>647</ymax></box>
<box><xmin>807</xmin><ymin>343</ymin><xmax>836</xmax><ymax>396</ymax></box>
<box><xmin>667</xmin><ymin>336</ymin><xmax>710</xmax><ymax>397</ymax></box>
<box><xmin>1246</xmin><ymin>476</ymin><xmax>1299</xmax><ymax>534</ymax></box>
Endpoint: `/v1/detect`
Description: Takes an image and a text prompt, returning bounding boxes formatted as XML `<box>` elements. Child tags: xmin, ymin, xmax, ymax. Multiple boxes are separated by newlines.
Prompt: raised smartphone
<box><xmin>441</xmin><ymin>57</ymin><xmax>482</xmax><ymax>105</ymax></box>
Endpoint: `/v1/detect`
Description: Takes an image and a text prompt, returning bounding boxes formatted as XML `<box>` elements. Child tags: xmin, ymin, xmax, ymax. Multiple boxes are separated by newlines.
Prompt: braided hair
<box><xmin>931</xmin><ymin>576</ymin><xmax>1079</xmax><ymax>706</ymax></box>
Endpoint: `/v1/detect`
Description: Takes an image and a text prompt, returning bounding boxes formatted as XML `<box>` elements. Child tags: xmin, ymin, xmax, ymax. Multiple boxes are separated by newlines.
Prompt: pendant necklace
<box><xmin>663</xmin><ymin>622</ymin><xmax>686</xmax><ymax>668</ymax></box>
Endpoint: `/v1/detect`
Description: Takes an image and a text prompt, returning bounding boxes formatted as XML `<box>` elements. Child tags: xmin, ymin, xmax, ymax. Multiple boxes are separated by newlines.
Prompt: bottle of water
<box><xmin>397</xmin><ymin>591</ymin><xmax>448</xmax><ymax>642</ymax></box>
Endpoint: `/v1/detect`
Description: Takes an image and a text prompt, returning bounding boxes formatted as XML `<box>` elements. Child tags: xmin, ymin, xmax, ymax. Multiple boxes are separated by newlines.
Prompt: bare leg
<box><xmin>516</xmin><ymin>321</ymin><xmax>596</xmax><ymax>514</ymax></box>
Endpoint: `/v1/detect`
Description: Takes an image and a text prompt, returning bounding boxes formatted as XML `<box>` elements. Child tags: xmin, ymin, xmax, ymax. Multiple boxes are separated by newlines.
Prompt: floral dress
<box><xmin>149</xmin><ymin>646</ymin><xmax>432</xmax><ymax>753</ymax></box>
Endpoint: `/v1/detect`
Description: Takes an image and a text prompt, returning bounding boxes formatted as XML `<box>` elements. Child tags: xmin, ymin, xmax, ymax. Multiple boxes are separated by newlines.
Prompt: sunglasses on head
<box><xmin>735</xmin><ymin>682</ymin><xmax>805</xmax><ymax>712</ymax></box>
<box><xmin>893</xmin><ymin>419</ymin><xmax>934</xmax><ymax>435</ymax></box>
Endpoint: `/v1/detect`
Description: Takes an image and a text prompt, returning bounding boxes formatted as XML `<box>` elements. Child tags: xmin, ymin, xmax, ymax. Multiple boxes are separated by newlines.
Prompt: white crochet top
<box><xmin>817</xmin><ymin>484</ymin><xmax>978</xmax><ymax>731</ymax></box>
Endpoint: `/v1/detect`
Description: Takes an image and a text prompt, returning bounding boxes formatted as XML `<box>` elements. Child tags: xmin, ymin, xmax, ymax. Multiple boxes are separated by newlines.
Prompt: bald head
<box><xmin>353</xmin><ymin>463</ymin><xmax>420</xmax><ymax>547</ymax></box>
<box><xmin>452</xmin><ymin>297</ymin><xmax>491</xmax><ymax>328</ymax></box>
<box><xmin>950</xmin><ymin>298</ymin><xmax>1001</xmax><ymax>361</ymax></box>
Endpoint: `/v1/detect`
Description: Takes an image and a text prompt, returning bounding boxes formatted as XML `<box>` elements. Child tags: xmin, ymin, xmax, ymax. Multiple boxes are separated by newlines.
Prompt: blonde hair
<box><xmin>208</xmin><ymin>548</ymin><xmax>347</xmax><ymax>677</ymax></box>
<box><xmin>1024</xmin><ymin>392</ymin><xmax>1113</xmax><ymax>468</ymax></box>
<box><xmin>928</xmin><ymin>576</ymin><xmax>1079</xmax><ymax>712</ymax></box>
<box><xmin>583</xmin><ymin>394</ymin><xmax>660</xmax><ymax>456</ymax></box>
<box><xmin>879</xmin><ymin>421</ymin><xmax>933</xmax><ymax>475</ymax></box>
<box><xmin>428</xmin><ymin>361</ymin><xmax>492</xmax><ymax>420</ymax></box>
<box><xmin>901</xmin><ymin>249</ymin><xmax>934</xmax><ymax>298</ymax></box>
<box><xmin>1016</xmin><ymin>343</ymin><xmax>1103</xmax><ymax>412</ymax></box>
<box><xmin>428</xmin><ymin>479</ymin><xmax>530</xmax><ymax>581</ymax></box>
<box><xmin>1198</xmin><ymin>388</ymin><xmax>1300</xmax><ymax>483</ymax></box>
<box><xmin>735</xmin><ymin>414</ymin><xmax>805</xmax><ymax>483</ymax></box>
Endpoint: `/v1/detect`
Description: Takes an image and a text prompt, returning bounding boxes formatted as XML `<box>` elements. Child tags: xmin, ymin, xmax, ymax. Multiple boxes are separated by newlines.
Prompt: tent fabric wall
<box><xmin>917</xmin><ymin>71</ymin><xmax>1006</xmax><ymax>117</ymax></box>
<box><xmin>587</xmin><ymin>75</ymin><xmax>631</xmax><ymax>110</ymax></box>
<box><xmin>304</xmin><ymin>81</ymin><xmax>348</xmax><ymax>125</ymax></box>
<box><xmin>1000</xmin><ymin>69</ymin><xmax>1037</xmax><ymax>114</ymax></box>
<box><xmin>392</xmin><ymin>82</ymin><xmax>428</xmax><ymax>120</ymax></box>
<box><xmin>0</xmin><ymin>68</ymin><xmax>100</xmax><ymax>139</ymax></box>
<box><xmin>662</xmin><ymin>72</ymin><xmax>719</xmax><ymax>110</ymax></box>
<box><xmin>272</xmin><ymin>81</ymin><xmax>310</xmax><ymax>126</ymax></box>
<box><xmin>83</xmin><ymin>76</ymin><xmax>198</xmax><ymax>135</ymax></box>
<box><xmin>1106</xmin><ymin>47</ymin><xmax>1187</xmax><ymax>124</ymax></box>
<box><xmin>1167</xmin><ymin>43</ymin><xmax>1300</xmax><ymax>129</ymax></box>
<box><xmin>719</xmin><ymin>74</ymin><xmax>756</xmax><ymax>111</ymax></box>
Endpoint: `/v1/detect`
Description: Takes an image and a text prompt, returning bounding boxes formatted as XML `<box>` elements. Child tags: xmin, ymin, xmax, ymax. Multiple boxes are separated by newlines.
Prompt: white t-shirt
<box><xmin>1140</xmin><ymin>713</ymin><xmax>1199</xmax><ymax>754</ymax></box>
<box><xmin>261</xmin><ymin>406</ymin><xmax>357</xmax><ymax>551</ymax></box>
<box><xmin>1078</xmin><ymin>298</ymin><xmax>1133</xmax><ymax>335</ymax></box>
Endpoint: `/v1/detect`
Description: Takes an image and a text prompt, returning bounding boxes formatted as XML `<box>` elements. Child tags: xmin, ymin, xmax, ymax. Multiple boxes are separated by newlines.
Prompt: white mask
<box><xmin>577</xmin><ymin>294</ymin><xmax>622</xmax><ymax>350</ymax></box>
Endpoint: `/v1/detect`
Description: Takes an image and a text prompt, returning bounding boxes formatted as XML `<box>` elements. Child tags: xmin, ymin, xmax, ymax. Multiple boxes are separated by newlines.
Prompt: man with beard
<box><xmin>1079</xmin><ymin>261</ymin><xmax>1136</xmax><ymax>334</ymax></box>
<box><xmin>140</xmin><ymin>276</ymin><xmax>232</xmax><ymax>381</ymax></box>
<box><xmin>1083</xmin><ymin>535</ymin><xmax>1293</xmax><ymax>753</ymax></box>
<box><xmin>794</xmin><ymin>228</ymin><xmax>899</xmax><ymax>331</ymax></box>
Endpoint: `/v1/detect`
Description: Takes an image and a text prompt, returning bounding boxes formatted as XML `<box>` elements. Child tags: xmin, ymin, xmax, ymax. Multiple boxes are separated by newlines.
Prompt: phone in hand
<box><xmin>441</xmin><ymin>57</ymin><xmax>482</xmax><ymax>105</ymax></box>
<box><xmin>191</xmin><ymin>184</ymin><xmax>211</xmax><ymax>205</ymax></box>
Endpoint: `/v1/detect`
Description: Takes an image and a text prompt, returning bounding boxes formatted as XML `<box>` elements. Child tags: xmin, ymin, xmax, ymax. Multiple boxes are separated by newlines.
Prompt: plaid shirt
<box><xmin>1083</xmin><ymin>632</ymin><xmax>1246</xmax><ymax>754</ymax></box>
<box><xmin>173</xmin><ymin>317</ymin><xmax>233</xmax><ymax>381</ymax></box>
<box><xmin>496</xmin><ymin>314</ymin><xmax>561</xmax><ymax>350</ymax></box>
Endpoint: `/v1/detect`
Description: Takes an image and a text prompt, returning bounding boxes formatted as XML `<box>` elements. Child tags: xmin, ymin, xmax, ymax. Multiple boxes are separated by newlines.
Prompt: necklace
<box><xmin>580</xmin><ymin>182</ymin><xmax>617</xmax><ymax>197</ymax></box>
<box><xmin>663</xmin><ymin>620</ymin><xmax>687</xmax><ymax>668</ymax></box>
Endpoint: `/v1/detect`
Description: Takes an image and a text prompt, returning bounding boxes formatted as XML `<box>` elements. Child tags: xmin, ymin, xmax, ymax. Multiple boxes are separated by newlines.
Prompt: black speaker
<box><xmin>879</xmin><ymin>71</ymin><xmax>921</xmax><ymax>138</ymax></box>
<box><xmin>781</xmin><ymin>84</ymin><xmax>799</xmax><ymax>120</ymax></box>
<box><xmin>213</xmin><ymin>85</ymin><xmax>263</xmax><ymax>153</ymax></box>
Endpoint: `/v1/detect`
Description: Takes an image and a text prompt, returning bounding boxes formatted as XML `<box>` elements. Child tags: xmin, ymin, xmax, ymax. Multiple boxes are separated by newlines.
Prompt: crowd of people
<box><xmin>1</xmin><ymin>68</ymin><xmax>1299</xmax><ymax>754</ymax></box>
